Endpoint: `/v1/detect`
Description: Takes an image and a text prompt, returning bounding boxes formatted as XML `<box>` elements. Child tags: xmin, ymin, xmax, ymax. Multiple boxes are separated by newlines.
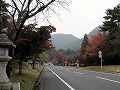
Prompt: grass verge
<box><xmin>10</xmin><ymin>65</ymin><xmax>43</xmax><ymax>90</ymax></box>
<box><xmin>80</xmin><ymin>65</ymin><xmax>120</xmax><ymax>73</ymax></box>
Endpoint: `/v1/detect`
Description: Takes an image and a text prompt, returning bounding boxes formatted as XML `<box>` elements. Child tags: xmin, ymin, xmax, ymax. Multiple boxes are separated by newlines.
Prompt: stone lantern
<box><xmin>0</xmin><ymin>28</ymin><xmax>16</xmax><ymax>90</ymax></box>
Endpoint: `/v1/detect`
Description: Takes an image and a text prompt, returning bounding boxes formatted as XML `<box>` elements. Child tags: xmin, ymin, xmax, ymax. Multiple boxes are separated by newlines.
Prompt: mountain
<box><xmin>51</xmin><ymin>33</ymin><xmax>80</xmax><ymax>50</ymax></box>
<box><xmin>63</xmin><ymin>38</ymin><xmax>83</xmax><ymax>50</ymax></box>
<box><xmin>88</xmin><ymin>26</ymin><xmax>101</xmax><ymax>38</ymax></box>
<box><xmin>51</xmin><ymin>26</ymin><xmax>101</xmax><ymax>50</ymax></box>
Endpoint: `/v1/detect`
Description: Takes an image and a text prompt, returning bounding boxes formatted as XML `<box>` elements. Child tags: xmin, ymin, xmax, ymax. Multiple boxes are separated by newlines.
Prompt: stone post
<box><xmin>0</xmin><ymin>29</ymin><xmax>16</xmax><ymax>90</ymax></box>
<box><xmin>27</xmin><ymin>60</ymin><xmax>33</xmax><ymax>70</ymax></box>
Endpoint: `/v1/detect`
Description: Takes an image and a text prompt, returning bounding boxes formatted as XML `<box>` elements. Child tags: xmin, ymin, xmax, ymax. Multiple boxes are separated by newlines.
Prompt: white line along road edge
<box><xmin>46</xmin><ymin>66</ymin><xmax>75</xmax><ymax>90</ymax></box>
<box><xmin>95</xmin><ymin>76</ymin><xmax>120</xmax><ymax>84</ymax></box>
<box><xmin>74</xmin><ymin>72</ymin><xmax>83</xmax><ymax>75</ymax></box>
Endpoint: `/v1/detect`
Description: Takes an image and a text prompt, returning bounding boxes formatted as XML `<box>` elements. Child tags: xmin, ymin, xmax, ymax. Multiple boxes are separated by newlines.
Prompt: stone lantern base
<box><xmin>0</xmin><ymin>62</ymin><xmax>12</xmax><ymax>90</ymax></box>
<box><xmin>0</xmin><ymin>82</ymin><xmax>12</xmax><ymax>90</ymax></box>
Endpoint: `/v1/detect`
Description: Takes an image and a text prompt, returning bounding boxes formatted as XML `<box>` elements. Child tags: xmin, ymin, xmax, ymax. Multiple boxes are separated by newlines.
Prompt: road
<box><xmin>43</xmin><ymin>65</ymin><xmax>120</xmax><ymax>90</ymax></box>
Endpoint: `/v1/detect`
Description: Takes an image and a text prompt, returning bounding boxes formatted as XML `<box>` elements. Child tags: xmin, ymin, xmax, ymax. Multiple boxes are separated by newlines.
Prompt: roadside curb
<box><xmin>29</xmin><ymin>66</ymin><xmax>44</xmax><ymax>90</ymax></box>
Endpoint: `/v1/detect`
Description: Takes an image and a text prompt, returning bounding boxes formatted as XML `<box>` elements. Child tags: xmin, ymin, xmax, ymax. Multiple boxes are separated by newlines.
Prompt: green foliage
<box><xmin>100</xmin><ymin>4</ymin><xmax>120</xmax><ymax>65</ymax></box>
<box><xmin>81</xmin><ymin>34</ymin><xmax>88</xmax><ymax>49</ymax></box>
<box><xmin>20</xmin><ymin>25</ymin><xmax>55</xmax><ymax>55</ymax></box>
<box><xmin>81</xmin><ymin>65</ymin><xmax>120</xmax><ymax>73</ymax></box>
<box><xmin>47</xmin><ymin>48</ymin><xmax>76</xmax><ymax>65</ymax></box>
<box><xmin>47</xmin><ymin>48</ymin><xmax>76</xmax><ymax>57</ymax></box>
<box><xmin>79</xmin><ymin>34</ymin><xmax>89</xmax><ymax>65</ymax></box>
<box><xmin>100</xmin><ymin>4</ymin><xmax>120</xmax><ymax>39</ymax></box>
<box><xmin>10</xmin><ymin>64</ymin><xmax>43</xmax><ymax>90</ymax></box>
<box><xmin>13</xmin><ymin>25</ymin><xmax>55</xmax><ymax>74</ymax></box>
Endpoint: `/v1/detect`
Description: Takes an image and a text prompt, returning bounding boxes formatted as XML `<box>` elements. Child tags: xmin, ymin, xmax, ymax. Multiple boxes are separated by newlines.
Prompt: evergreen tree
<box><xmin>100</xmin><ymin>4</ymin><xmax>120</xmax><ymax>40</ymax></box>
<box><xmin>100</xmin><ymin>4</ymin><xmax>120</xmax><ymax>64</ymax></box>
<box><xmin>80</xmin><ymin>34</ymin><xmax>88</xmax><ymax>66</ymax></box>
<box><xmin>81</xmin><ymin>34</ymin><xmax>88</xmax><ymax>49</ymax></box>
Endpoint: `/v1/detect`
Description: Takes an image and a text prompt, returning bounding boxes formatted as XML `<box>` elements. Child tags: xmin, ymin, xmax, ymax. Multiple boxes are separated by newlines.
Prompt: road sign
<box><xmin>98</xmin><ymin>51</ymin><xmax>103</xmax><ymax>70</ymax></box>
<box><xmin>98</xmin><ymin>51</ymin><xmax>102</xmax><ymax>55</ymax></box>
<box><xmin>99</xmin><ymin>55</ymin><xmax>102</xmax><ymax>58</ymax></box>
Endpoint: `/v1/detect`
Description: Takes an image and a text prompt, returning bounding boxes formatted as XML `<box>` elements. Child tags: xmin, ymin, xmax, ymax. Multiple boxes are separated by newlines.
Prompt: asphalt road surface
<box><xmin>43</xmin><ymin>65</ymin><xmax>120</xmax><ymax>90</ymax></box>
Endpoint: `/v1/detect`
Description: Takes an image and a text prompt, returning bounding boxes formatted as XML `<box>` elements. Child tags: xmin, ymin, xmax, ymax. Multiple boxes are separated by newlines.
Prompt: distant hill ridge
<box><xmin>51</xmin><ymin>33</ymin><xmax>79</xmax><ymax>50</ymax></box>
<box><xmin>51</xmin><ymin>26</ymin><xmax>101</xmax><ymax>50</ymax></box>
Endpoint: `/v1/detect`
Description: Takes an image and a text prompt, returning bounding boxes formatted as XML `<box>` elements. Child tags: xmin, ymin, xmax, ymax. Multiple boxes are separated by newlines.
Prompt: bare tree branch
<box><xmin>42</xmin><ymin>11</ymin><xmax>51</xmax><ymax>24</ymax></box>
<box><xmin>6</xmin><ymin>0</ymin><xmax>71</xmax><ymax>42</ymax></box>
<box><xmin>48</xmin><ymin>6</ymin><xmax>61</xmax><ymax>21</ymax></box>
<box><xmin>12</xmin><ymin>9</ymin><xmax>17</xmax><ymax>31</ymax></box>
<box><xmin>11</xmin><ymin>0</ymin><xmax>21</xmax><ymax>13</ymax></box>
<box><xmin>28</xmin><ymin>0</ymin><xmax>56</xmax><ymax>18</ymax></box>
<box><xmin>21</xmin><ymin>0</ymin><xmax>27</xmax><ymax>11</ymax></box>
<box><xmin>18</xmin><ymin>0</ymin><xmax>23</xmax><ymax>5</ymax></box>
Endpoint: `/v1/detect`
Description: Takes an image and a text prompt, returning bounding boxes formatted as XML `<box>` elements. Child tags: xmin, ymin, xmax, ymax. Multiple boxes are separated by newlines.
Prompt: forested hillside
<box><xmin>51</xmin><ymin>26</ymin><xmax>100</xmax><ymax>50</ymax></box>
<box><xmin>51</xmin><ymin>33</ymin><xmax>80</xmax><ymax>50</ymax></box>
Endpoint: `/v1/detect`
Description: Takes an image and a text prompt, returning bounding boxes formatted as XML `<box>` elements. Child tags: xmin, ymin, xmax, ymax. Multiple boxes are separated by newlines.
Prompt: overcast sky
<box><xmin>41</xmin><ymin>0</ymin><xmax>120</xmax><ymax>38</ymax></box>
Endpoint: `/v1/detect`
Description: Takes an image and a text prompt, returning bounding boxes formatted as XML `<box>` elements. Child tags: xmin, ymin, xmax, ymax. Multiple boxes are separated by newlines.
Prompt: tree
<box><xmin>86</xmin><ymin>33</ymin><xmax>108</xmax><ymax>56</ymax></box>
<box><xmin>22</xmin><ymin>25</ymin><xmax>56</xmax><ymax>53</ymax></box>
<box><xmin>100</xmin><ymin>4</ymin><xmax>120</xmax><ymax>64</ymax></box>
<box><xmin>80</xmin><ymin>34</ymin><xmax>88</xmax><ymax>65</ymax></box>
<box><xmin>2</xmin><ymin>0</ymin><xmax>70</xmax><ymax>76</ymax></box>
<box><xmin>86</xmin><ymin>33</ymin><xmax>108</xmax><ymax>63</ymax></box>
<box><xmin>100</xmin><ymin>4</ymin><xmax>120</xmax><ymax>39</ymax></box>
<box><xmin>15</xmin><ymin>25</ymin><xmax>56</xmax><ymax>74</ymax></box>
<box><xmin>74</xmin><ymin>53</ymin><xmax>83</xmax><ymax>66</ymax></box>
<box><xmin>16</xmin><ymin>38</ymin><xmax>31</xmax><ymax>74</ymax></box>
<box><xmin>81</xmin><ymin>34</ymin><xmax>88</xmax><ymax>49</ymax></box>
<box><xmin>3</xmin><ymin>0</ymin><xmax>71</xmax><ymax>43</ymax></box>
<box><xmin>53</xmin><ymin>53</ymin><xmax>65</xmax><ymax>66</ymax></box>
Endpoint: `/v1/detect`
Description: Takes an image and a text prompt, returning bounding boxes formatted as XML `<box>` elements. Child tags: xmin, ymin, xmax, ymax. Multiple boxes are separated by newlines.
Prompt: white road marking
<box><xmin>46</xmin><ymin>66</ymin><xmax>75</xmax><ymax>90</ymax></box>
<box><xmin>95</xmin><ymin>76</ymin><xmax>120</xmax><ymax>84</ymax></box>
<box><xmin>94</xmin><ymin>71</ymin><xmax>120</xmax><ymax>77</ymax></box>
<box><xmin>74</xmin><ymin>72</ymin><xmax>83</xmax><ymax>75</ymax></box>
<box><xmin>66</xmin><ymin>69</ymin><xmax>70</xmax><ymax>71</ymax></box>
<box><xmin>80</xmin><ymin>69</ymin><xmax>120</xmax><ymax>76</ymax></box>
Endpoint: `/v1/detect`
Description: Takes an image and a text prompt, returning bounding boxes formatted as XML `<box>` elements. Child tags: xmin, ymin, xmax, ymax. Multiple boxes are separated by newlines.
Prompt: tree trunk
<box><xmin>18</xmin><ymin>54</ymin><xmax>24</xmax><ymax>75</ymax></box>
<box><xmin>32</xmin><ymin>60</ymin><xmax>35</xmax><ymax>69</ymax></box>
<box><xmin>19</xmin><ymin>59</ymin><xmax>23</xmax><ymax>75</ymax></box>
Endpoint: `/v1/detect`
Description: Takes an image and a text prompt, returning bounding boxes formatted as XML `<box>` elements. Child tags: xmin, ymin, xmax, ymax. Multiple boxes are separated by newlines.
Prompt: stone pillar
<box><xmin>0</xmin><ymin>62</ymin><xmax>12</xmax><ymax>90</ymax></box>
<box><xmin>27</xmin><ymin>60</ymin><xmax>33</xmax><ymax>70</ymax></box>
<box><xmin>0</xmin><ymin>29</ymin><xmax>16</xmax><ymax>90</ymax></box>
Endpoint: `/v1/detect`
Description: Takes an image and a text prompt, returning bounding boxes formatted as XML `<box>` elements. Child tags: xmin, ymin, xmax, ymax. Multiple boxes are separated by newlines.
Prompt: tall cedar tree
<box><xmin>80</xmin><ymin>34</ymin><xmax>88</xmax><ymax>65</ymax></box>
<box><xmin>80</xmin><ymin>34</ymin><xmax>88</xmax><ymax>55</ymax></box>
<box><xmin>81</xmin><ymin>34</ymin><xmax>88</xmax><ymax>49</ymax></box>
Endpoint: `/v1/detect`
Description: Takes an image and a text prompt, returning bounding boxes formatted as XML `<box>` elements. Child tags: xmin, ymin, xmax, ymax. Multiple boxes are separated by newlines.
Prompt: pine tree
<box><xmin>100</xmin><ymin>4</ymin><xmax>120</xmax><ymax>40</ymax></box>
<box><xmin>100</xmin><ymin>4</ymin><xmax>120</xmax><ymax>64</ymax></box>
